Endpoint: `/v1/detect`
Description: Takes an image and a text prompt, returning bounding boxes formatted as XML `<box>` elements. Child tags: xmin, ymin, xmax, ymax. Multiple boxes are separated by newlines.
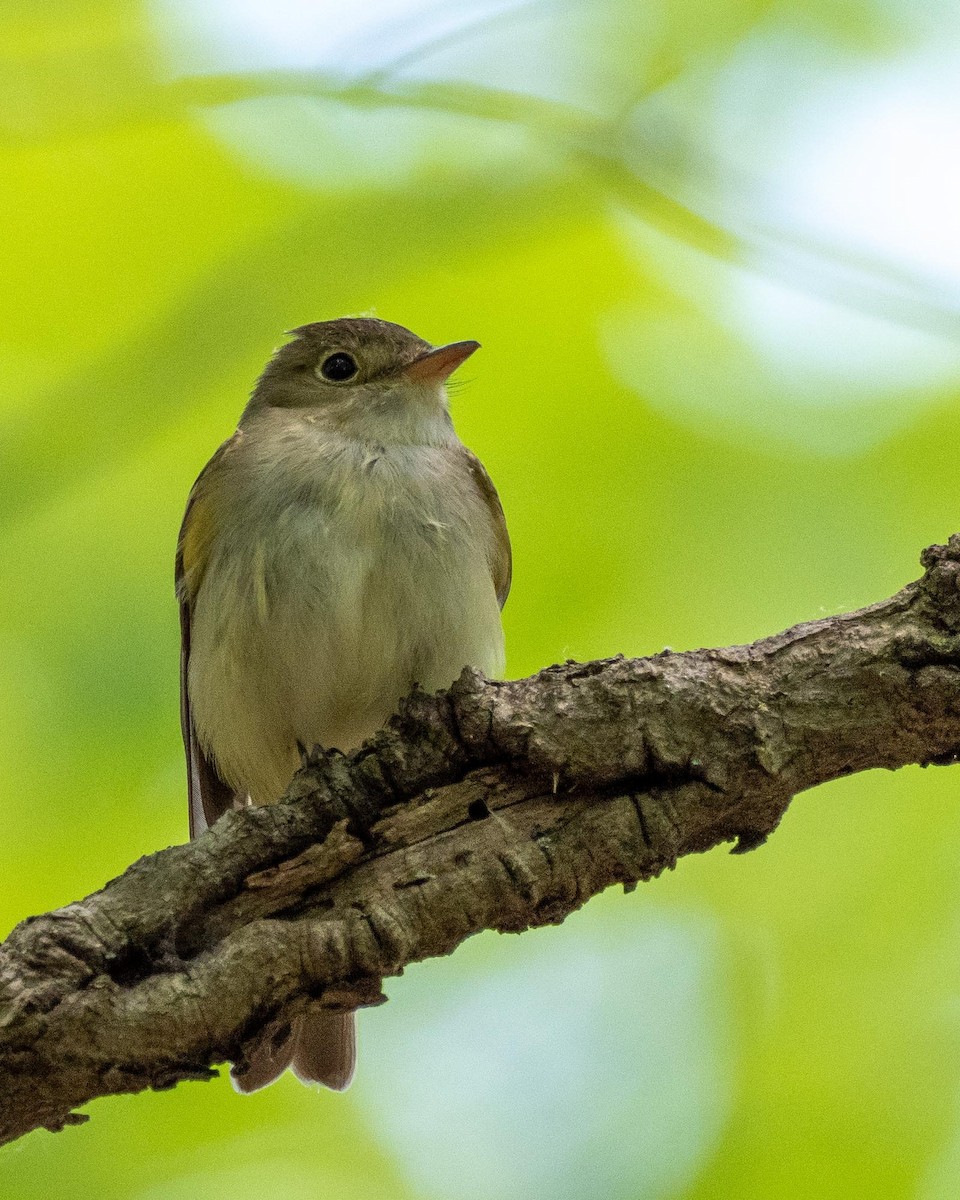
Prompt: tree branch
<box><xmin>5</xmin><ymin>536</ymin><xmax>960</xmax><ymax>1145</ymax></box>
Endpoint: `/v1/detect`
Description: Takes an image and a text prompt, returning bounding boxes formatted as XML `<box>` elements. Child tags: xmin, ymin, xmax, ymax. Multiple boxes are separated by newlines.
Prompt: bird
<box><xmin>176</xmin><ymin>317</ymin><xmax>511</xmax><ymax>1092</ymax></box>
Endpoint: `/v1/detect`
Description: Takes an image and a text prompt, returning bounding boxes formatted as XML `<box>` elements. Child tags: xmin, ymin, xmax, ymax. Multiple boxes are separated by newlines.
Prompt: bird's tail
<box><xmin>232</xmin><ymin>1008</ymin><xmax>356</xmax><ymax>1093</ymax></box>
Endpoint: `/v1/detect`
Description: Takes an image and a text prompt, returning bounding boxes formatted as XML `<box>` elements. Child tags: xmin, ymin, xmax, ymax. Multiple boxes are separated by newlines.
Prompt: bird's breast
<box><xmin>188</xmin><ymin>433</ymin><xmax>504</xmax><ymax>800</ymax></box>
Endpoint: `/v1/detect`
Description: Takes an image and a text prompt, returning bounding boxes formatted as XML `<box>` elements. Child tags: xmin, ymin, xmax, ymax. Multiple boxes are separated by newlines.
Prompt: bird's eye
<box><xmin>319</xmin><ymin>352</ymin><xmax>359</xmax><ymax>382</ymax></box>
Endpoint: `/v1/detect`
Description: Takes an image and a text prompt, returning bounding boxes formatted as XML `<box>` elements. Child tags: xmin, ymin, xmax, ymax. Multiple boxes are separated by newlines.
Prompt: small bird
<box><xmin>176</xmin><ymin>318</ymin><xmax>511</xmax><ymax>1092</ymax></box>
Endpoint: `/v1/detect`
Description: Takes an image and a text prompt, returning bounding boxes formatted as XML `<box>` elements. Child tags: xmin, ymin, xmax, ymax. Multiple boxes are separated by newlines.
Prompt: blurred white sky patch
<box><xmin>149</xmin><ymin>0</ymin><xmax>606</xmax><ymax>187</ymax></box>
<box><xmin>374</xmin><ymin>0</ymin><xmax>656</xmax><ymax>117</ymax></box>
<box><xmin>604</xmin><ymin>214</ymin><xmax>960</xmax><ymax>456</ymax></box>
<box><xmin>152</xmin><ymin>0</ymin><xmax>526</xmax><ymax>79</ymax></box>
<box><xmin>150</xmin><ymin>0</ymin><xmax>661</xmax><ymax>188</ymax></box>
<box><xmin>779</xmin><ymin>54</ymin><xmax>960</xmax><ymax>290</ymax></box>
<box><xmin>151</xmin><ymin>0</ymin><xmax>654</xmax><ymax>111</ymax></box>
<box><xmin>357</xmin><ymin>907</ymin><xmax>732</xmax><ymax>1200</ymax></box>
<box><xmin>608</xmin><ymin>23</ymin><xmax>960</xmax><ymax>454</ymax></box>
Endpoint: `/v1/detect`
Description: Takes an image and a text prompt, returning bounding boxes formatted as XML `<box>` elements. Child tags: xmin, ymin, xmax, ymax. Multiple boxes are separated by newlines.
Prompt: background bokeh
<box><xmin>3</xmin><ymin>0</ymin><xmax>960</xmax><ymax>1196</ymax></box>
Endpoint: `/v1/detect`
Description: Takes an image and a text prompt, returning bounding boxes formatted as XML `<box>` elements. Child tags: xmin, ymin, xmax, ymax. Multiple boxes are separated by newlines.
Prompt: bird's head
<box><xmin>243</xmin><ymin>317</ymin><xmax>479</xmax><ymax>444</ymax></box>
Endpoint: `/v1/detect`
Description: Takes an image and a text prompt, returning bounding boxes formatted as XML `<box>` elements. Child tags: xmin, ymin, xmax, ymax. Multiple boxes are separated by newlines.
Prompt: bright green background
<box><xmin>4</xmin><ymin>1</ymin><xmax>960</xmax><ymax>1196</ymax></box>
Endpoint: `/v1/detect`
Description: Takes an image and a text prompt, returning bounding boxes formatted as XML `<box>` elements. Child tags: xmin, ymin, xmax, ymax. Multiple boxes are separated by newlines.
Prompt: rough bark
<box><xmin>4</xmin><ymin>536</ymin><xmax>960</xmax><ymax>1146</ymax></box>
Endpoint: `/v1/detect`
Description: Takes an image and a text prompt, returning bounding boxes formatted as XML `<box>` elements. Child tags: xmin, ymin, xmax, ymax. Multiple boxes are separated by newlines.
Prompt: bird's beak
<box><xmin>402</xmin><ymin>340</ymin><xmax>480</xmax><ymax>384</ymax></box>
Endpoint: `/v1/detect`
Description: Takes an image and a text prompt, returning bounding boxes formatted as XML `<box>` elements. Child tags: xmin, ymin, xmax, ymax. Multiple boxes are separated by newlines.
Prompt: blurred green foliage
<box><xmin>3</xmin><ymin>0</ymin><xmax>960</xmax><ymax>1196</ymax></box>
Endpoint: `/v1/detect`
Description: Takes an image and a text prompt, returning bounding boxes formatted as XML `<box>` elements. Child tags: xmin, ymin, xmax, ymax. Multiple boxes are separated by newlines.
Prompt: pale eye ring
<box><xmin>319</xmin><ymin>352</ymin><xmax>358</xmax><ymax>382</ymax></box>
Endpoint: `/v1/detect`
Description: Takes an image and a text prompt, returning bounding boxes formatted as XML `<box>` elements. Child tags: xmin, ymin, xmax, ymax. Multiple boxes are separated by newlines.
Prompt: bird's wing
<box><xmin>176</xmin><ymin>434</ymin><xmax>244</xmax><ymax>839</ymax></box>
<box><xmin>461</xmin><ymin>447</ymin><xmax>512</xmax><ymax>609</ymax></box>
